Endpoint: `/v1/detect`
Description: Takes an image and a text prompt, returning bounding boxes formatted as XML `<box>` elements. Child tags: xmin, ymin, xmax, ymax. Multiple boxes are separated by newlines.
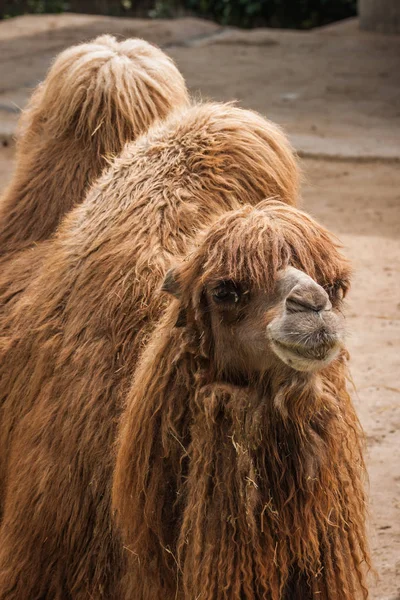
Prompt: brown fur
<box><xmin>0</xmin><ymin>104</ymin><xmax>299</xmax><ymax>599</ymax></box>
<box><xmin>0</xmin><ymin>34</ymin><xmax>189</xmax><ymax>256</ymax></box>
<box><xmin>113</xmin><ymin>201</ymin><xmax>370</xmax><ymax>599</ymax></box>
<box><xmin>0</xmin><ymin>35</ymin><xmax>189</xmax><ymax>343</ymax></box>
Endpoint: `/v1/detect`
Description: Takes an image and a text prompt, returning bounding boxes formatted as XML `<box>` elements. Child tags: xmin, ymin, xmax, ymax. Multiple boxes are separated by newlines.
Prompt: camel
<box><xmin>113</xmin><ymin>200</ymin><xmax>370</xmax><ymax>599</ymax></box>
<box><xmin>0</xmin><ymin>102</ymin><xmax>299</xmax><ymax>599</ymax></box>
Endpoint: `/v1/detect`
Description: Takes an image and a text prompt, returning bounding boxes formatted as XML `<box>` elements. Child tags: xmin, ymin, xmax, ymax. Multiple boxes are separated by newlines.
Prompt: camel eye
<box><xmin>325</xmin><ymin>281</ymin><xmax>346</xmax><ymax>303</ymax></box>
<box><xmin>212</xmin><ymin>281</ymin><xmax>241</xmax><ymax>305</ymax></box>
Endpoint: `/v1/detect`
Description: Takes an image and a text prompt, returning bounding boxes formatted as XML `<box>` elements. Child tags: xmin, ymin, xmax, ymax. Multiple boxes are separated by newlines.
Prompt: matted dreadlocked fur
<box><xmin>0</xmin><ymin>34</ymin><xmax>189</xmax><ymax>339</ymax></box>
<box><xmin>0</xmin><ymin>34</ymin><xmax>189</xmax><ymax>256</ymax></box>
<box><xmin>113</xmin><ymin>201</ymin><xmax>370</xmax><ymax>600</ymax></box>
<box><xmin>0</xmin><ymin>107</ymin><xmax>299</xmax><ymax>599</ymax></box>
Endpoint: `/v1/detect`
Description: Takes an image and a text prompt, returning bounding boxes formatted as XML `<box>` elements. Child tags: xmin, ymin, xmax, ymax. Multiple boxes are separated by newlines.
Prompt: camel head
<box><xmin>162</xmin><ymin>200</ymin><xmax>351</xmax><ymax>379</ymax></box>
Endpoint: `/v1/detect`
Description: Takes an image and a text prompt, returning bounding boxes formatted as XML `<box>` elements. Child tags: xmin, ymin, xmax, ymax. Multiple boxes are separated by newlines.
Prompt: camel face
<box><xmin>266</xmin><ymin>266</ymin><xmax>345</xmax><ymax>371</ymax></box>
<box><xmin>202</xmin><ymin>265</ymin><xmax>345</xmax><ymax>376</ymax></box>
<box><xmin>163</xmin><ymin>200</ymin><xmax>350</xmax><ymax>380</ymax></box>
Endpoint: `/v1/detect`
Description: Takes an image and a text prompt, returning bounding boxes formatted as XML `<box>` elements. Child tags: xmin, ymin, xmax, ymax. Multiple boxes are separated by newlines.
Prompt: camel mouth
<box><xmin>269</xmin><ymin>336</ymin><xmax>341</xmax><ymax>372</ymax></box>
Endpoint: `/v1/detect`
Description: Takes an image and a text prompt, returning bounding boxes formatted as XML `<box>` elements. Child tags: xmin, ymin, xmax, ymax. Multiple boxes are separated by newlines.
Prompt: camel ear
<box><xmin>161</xmin><ymin>268</ymin><xmax>182</xmax><ymax>299</ymax></box>
<box><xmin>174</xmin><ymin>308</ymin><xmax>187</xmax><ymax>328</ymax></box>
<box><xmin>161</xmin><ymin>268</ymin><xmax>187</xmax><ymax>328</ymax></box>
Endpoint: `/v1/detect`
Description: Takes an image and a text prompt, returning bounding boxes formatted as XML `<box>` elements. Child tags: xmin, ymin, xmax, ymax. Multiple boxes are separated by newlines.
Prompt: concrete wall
<box><xmin>359</xmin><ymin>0</ymin><xmax>400</xmax><ymax>34</ymax></box>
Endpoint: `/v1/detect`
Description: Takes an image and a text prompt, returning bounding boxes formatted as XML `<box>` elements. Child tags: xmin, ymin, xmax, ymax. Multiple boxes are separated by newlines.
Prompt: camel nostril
<box><xmin>286</xmin><ymin>284</ymin><xmax>331</xmax><ymax>313</ymax></box>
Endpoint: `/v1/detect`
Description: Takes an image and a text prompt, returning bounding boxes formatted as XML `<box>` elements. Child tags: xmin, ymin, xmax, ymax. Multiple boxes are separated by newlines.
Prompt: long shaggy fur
<box><xmin>113</xmin><ymin>201</ymin><xmax>370</xmax><ymax>599</ymax></box>
<box><xmin>0</xmin><ymin>34</ymin><xmax>189</xmax><ymax>256</ymax></box>
<box><xmin>0</xmin><ymin>104</ymin><xmax>299</xmax><ymax>599</ymax></box>
<box><xmin>0</xmin><ymin>34</ymin><xmax>189</xmax><ymax>342</ymax></box>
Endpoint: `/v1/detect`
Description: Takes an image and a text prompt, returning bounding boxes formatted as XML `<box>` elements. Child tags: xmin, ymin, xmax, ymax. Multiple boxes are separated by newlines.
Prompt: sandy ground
<box><xmin>0</xmin><ymin>13</ymin><xmax>399</xmax><ymax>600</ymax></box>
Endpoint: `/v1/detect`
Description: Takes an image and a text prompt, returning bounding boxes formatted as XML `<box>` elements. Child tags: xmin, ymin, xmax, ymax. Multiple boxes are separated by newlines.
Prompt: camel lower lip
<box><xmin>271</xmin><ymin>338</ymin><xmax>334</xmax><ymax>361</ymax></box>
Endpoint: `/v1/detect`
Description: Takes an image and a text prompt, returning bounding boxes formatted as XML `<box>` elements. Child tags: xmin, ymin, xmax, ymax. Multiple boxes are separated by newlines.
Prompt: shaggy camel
<box><xmin>0</xmin><ymin>103</ymin><xmax>299</xmax><ymax>599</ymax></box>
<box><xmin>114</xmin><ymin>200</ymin><xmax>369</xmax><ymax>600</ymax></box>
<box><xmin>0</xmin><ymin>34</ymin><xmax>189</xmax><ymax>256</ymax></box>
<box><xmin>0</xmin><ymin>34</ymin><xmax>189</xmax><ymax>336</ymax></box>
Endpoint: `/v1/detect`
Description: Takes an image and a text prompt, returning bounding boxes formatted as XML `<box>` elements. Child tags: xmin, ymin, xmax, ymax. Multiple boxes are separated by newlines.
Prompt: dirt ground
<box><xmin>0</xmin><ymin>13</ymin><xmax>399</xmax><ymax>600</ymax></box>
